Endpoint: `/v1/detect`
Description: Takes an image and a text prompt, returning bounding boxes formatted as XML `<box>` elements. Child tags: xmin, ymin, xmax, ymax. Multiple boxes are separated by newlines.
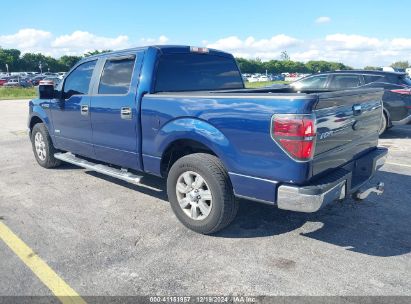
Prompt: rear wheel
<box><xmin>379</xmin><ymin>112</ymin><xmax>388</xmax><ymax>136</ymax></box>
<box><xmin>167</xmin><ymin>153</ymin><xmax>238</xmax><ymax>234</ymax></box>
<box><xmin>31</xmin><ymin>123</ymin><xmax>61</xmax><ymax>168</ymax></box>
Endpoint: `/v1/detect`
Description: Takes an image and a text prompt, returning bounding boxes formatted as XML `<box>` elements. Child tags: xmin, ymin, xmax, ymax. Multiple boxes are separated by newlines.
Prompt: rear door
<box><xmin>89</xmin><ymin>52</ymin><xmax>143</xmax><ymax>170</ymax></box>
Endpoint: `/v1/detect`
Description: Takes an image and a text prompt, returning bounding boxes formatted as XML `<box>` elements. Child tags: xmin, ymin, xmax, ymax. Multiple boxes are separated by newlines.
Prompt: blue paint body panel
<box><xmin>28</xmin><ymin>45</ymin><xmax>384</xmax><ymax>205</ymax></box>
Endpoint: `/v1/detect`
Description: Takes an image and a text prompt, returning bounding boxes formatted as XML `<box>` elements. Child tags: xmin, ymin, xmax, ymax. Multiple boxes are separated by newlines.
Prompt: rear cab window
<box><xmin>154</xmin><ymin>53</ymin><xmax>244</xmax><ymax>92</ymax></box>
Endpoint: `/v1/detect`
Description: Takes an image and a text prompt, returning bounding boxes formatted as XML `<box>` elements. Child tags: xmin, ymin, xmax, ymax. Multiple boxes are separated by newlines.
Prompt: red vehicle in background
<box><xmin>0</xmin><ymin>77</ymin><xmax>10</xmax><ymax>86</ymax></box>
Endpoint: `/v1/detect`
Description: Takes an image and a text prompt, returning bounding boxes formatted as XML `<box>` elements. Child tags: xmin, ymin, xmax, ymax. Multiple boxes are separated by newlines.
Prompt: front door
<box><xmin>89</xmin><ymin>53</ymin><xmax>142</xmax><ymax>170</ymax></box>
<box><xmin>49</xmin><ymin>59</ymin><xmax>97</xmax><ymax>157</ymax></box>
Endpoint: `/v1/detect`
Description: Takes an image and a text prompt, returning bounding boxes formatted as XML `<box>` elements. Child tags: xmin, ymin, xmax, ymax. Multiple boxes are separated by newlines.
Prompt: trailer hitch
<box><xmin>353</xmin><ymin>182</ymin><xmax>384</xmax><ymax>201</ymax></box>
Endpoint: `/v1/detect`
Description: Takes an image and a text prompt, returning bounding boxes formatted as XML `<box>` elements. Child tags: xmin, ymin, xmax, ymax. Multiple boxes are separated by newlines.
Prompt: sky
<box><xmin>0</xmin><ymin>0</ymin><xmax>410</xmax><ymax>67</ymax></box>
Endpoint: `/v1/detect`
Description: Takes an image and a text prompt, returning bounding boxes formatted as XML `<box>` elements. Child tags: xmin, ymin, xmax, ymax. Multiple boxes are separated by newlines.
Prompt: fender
<box><xmin>143</xmin><ymin>117</ymin><xmax>236</xmax><ymax>176</ymax></box>
<box><xmin>28</xmin><ymin>99</ymin><xmax>54</xmax><ymax>140</ymax></box>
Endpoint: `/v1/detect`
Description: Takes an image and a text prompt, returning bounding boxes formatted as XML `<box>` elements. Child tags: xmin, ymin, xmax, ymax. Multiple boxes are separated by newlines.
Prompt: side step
<box><xmin>54</xmin><ymin>152</ymin><xmax>142</xmax><ymax>184</ymax></box>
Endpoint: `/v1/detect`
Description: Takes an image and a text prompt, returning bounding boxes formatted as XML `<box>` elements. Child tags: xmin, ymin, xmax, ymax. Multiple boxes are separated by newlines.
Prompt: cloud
<box><xmin>51</xmin><ymin>31</ymin><xmax>130</xmax><ymax>55</ymax></box>
<box><xmin>315</xmin><ymin>16</ymin><xmax>331</xmax><ymax>24</ymax></box>
<box><xmin>0</xmin><ymin>29</ymin><xmax>52</xmax><ymax>52</ymax></box>
<box><xmin>2</xmin><ymin>28</ymin><xmax>411</xmax><ymax>67</ymax></box>
<box><xmin>139</xmin><ymin>35</ymin><xmax>169</xmax><ymax>45</ymax></box>
<box><xmin>206</xmin><ymin>34</ymin><xmax>411</xmax><ymax>67</ymax></box>
<box><xmin>207</xmin><ymin>35</ymin><xmax>300</xmax><ymax>60</ymax></box>
<box><xmin>0</xmin><ymin>28</ymin><xmax>169</xmax><ymax>57</ymax></box>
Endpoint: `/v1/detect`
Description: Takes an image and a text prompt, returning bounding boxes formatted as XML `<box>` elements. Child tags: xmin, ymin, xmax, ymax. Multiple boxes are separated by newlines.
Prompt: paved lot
<box><xmin>0</xmin><ymin>99</ymin><xmax>410</xmax><ymax>297</ymax></box>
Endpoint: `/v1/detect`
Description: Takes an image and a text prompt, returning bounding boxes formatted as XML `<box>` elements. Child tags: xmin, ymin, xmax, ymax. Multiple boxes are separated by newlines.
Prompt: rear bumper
<box><xmin>277</xmin><ymin>147</ymin><xmax>388</xmax><ymax>212</ymax></box>
<box><xmin>392</xmin><ymin>114</ymin><xmax>411</xmax><ymax>125</ymax></box>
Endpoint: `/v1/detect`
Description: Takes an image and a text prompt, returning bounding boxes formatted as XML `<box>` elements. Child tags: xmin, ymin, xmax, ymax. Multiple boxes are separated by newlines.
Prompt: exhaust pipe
<box><xmin>354</xmin><ymin>182</ymin><xmax>384</xmax><ymax>201</ymax></box>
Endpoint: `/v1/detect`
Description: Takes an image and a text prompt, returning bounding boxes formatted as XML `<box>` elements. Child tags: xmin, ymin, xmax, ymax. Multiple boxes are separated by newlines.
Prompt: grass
<box><xmin>0</xmin><ymin>87</ymin><xmax>37</xmax><ymax>100</ymax></box>
<box><xmin>245</xmin><ymin>80</ymin><xmax>290</xmax><ymax>88</ymax></box>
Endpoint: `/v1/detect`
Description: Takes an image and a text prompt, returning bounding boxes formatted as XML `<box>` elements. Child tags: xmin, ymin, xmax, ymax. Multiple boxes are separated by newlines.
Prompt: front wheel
<box><xmin>167</xmin><ymin>153</ymin><xmax>238</xmax><ymax>234</ymax></box>
<box><xmin>31</xmin><ymin>123</ymin><xmax>61</xmax><ymax>168</ymax></box>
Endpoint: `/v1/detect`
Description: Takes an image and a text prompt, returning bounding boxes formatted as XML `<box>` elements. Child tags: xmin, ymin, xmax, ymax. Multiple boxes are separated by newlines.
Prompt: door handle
<box><xmin>81</xmin><ymin>105</ymin><xmax>89</xmax><ymax>115</ymax></box>
<box><xmin>121</xmin><ymin>107</ymin><xmax>132</xmax><ymax>119</ymax></box>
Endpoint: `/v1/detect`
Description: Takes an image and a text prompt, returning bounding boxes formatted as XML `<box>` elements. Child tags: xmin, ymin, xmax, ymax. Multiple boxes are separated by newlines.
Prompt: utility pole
<box><xmin>39</xmin><ymin>61</ymin><xmax>43</xmax><ymax>74</ymax></box>
<box><xmin>5</xmin><ymin>63</ymin><xmax>9</xmax><ymax>75</ymax></box>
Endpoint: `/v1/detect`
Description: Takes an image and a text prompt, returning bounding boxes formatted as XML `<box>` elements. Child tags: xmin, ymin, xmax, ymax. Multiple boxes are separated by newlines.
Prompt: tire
<box><xmin>378</xmin><ymin>112</ymin><xmax>388</xmax><ymax>136</ymax></box>
<box><xmin>167</xmin><ymin>153</ymin><xmax>238</xmax><ymax>234</ymax></box>
<box><xmin>31</xmin><ymin>123</ymin><xmax>61</xmax><ymax>168</ymax></box>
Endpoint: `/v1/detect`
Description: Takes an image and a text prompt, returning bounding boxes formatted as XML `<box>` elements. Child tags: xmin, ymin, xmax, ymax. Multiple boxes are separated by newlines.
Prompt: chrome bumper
<box><xmin>276</xmin><ymin>148</ymin><xmax>387</xmax><ymax>213</ymax></box>
<box><xmin>392</xmin><ymin>114</ymin><xmax>411</xmax><ymax>125</ymax></box>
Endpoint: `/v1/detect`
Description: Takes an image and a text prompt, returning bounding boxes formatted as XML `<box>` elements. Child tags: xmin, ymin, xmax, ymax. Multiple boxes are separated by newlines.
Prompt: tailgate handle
<box><xmin>353</xmin><ymin>104</ymin><xmax>362</xmax><ymax>116</ymax></box>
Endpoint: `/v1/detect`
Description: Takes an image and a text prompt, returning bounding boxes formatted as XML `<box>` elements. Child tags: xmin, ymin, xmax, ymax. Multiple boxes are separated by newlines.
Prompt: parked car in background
<box><xmin>290</xmin><ymin>70</ymin><xmax>411</xmax><ymax>134</ymax></box>
<box><xmin>42</xmin><ymin>76</ymin><xmax>61</xmax><ymax>87</ymax></box>
<box><xmin>3</xmin><ymin>78</ymin><xmax>32</xmax><ymax>88</ymax></box>
<box><xmin>30</xmin><ymin>75</ymin><xmax>46</xmax><ymax>86</ymax></box>
<box><xmin>257</xmin><ymin>75</ymin><xmax>269</xmax><ymax>82</ymax></box>
<box><xmin>0</xmin><ymin>77</ymin><xmax>11</xmax><ymax>86</ymax></box>
<box><xmin>247</xmin><ymin>75</ymin><xmax>259</xmax><ymax>82</ymax></box>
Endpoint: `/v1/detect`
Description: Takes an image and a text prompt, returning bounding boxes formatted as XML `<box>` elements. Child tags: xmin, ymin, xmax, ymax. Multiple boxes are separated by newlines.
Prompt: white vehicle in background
<box><xmin>57</xmin><ymin>72</ymin><xmax>67</xmax><ymax>79</ymax></box>
<box><xmin>406</xmin><ymin>68</ymin><xmax>411</xmax><ymax>78</ymax></box>
<box><xmin>257</xmin><ymin>75</ymin><xmax>269</xmax><ymax>82</ymax></box>
<box><xmin>247</xmin><ymin>75</ymin><xmax>259</xmax><ymax>83</ymax></box>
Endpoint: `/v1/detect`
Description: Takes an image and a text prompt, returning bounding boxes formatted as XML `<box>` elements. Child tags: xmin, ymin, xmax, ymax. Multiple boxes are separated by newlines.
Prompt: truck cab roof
<box><xmin>80</xmin><ymin>45</ymin><xmax>233</xmax><ymax>63</ymax></box>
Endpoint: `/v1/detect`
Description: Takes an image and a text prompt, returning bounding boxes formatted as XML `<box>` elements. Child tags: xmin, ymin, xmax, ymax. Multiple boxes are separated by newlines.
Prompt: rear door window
<box><xmin>98</xmin><ymin>56</ymin><xmax>136</xmax><ymax>94</ymax></box>
<box><xmin>329</xmin><ymin>75</ymin><xmax>362</xmax><ymax>90</ymax></box>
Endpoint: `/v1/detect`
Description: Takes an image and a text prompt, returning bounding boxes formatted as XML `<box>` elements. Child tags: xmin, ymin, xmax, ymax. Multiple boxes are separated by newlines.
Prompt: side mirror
<box><xmin>38</xmin><ymin>81</ymin><xmax>55</xmax><ymax>99</ymax></box>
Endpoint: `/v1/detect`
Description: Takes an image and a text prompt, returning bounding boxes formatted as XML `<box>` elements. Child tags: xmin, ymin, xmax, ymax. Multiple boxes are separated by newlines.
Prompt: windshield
<box><xmin>155</xmin><ymin>53</ymin><xmax>244</xmax><ymax>92</ymax></box>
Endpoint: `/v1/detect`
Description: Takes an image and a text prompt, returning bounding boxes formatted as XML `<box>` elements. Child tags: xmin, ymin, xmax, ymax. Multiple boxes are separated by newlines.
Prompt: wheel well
<box><xmin>160</xmin><ymin>139</ymin><xmax>217</xmax><ymax>177</ymax></box>
<box><xmin>29</xmin><ymin>116</ymin><xmax>43</xmax><ymax>131</ymax></box>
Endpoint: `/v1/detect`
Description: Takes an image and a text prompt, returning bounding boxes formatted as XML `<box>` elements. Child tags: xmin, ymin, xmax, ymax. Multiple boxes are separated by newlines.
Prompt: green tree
<box><xmin>84</xmin><ymin>50</ymin><xmax>112</xmax><ymax>57</ymax></box>
<box><xmin>391</xmin><ymin>61</ymin><xmax>409</xmax><ymax>70</ymax></box>
<box><xmin>364</xmin><ymin>66</ymin><xmax>381</xmax><ymax>70</ymax></box>
<box><xmin>59</xmin><ymin>55</ymin><xmax>82</xmax><ymax>71</ymax></box>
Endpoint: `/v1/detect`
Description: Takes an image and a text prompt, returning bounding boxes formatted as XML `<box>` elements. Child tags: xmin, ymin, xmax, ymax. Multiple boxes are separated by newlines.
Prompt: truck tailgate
<box><xmin>311</xmin><ymin>89</ymin><xmax>383</xmax><ymax>177</ymax></box>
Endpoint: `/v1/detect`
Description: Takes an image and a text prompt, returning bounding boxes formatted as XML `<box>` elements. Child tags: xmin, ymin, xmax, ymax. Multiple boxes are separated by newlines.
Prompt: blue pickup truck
<box><xmin>29</xmin><ymin>45</ymin><xmax>387</xmax><ymax>234</ymax></box>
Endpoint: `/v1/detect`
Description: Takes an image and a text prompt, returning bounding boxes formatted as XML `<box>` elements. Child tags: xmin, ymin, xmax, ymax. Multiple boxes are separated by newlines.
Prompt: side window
<box><xmin>63</xmin><ymin>60</ymin><xmax>96</xmax><ymax>99</ymax></box>
<box><xmin>363</xmin><ymin>75</ymin><xmax>383</xmax><ymax>84</ymax></box>
<box><xmin>329</xmin><ymin>75</ymin><xmax>361</xmax><ymax>90</ymax></box>
<box><xmin>98</xmin><ymin>56</ymin><xmax>135</xmax><ymax>94</ymax></box>
<box><xmin>292</xmin><ymin>75</ymin><xmax>328</xmax><ymax>90</ymax></box>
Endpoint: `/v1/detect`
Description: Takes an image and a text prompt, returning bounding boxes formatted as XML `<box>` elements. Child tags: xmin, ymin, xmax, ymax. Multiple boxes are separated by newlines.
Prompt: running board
<box><xmin>54</xmin><ymin>152</ymin><xmax>142</xmax><ymax>184</ymax></box>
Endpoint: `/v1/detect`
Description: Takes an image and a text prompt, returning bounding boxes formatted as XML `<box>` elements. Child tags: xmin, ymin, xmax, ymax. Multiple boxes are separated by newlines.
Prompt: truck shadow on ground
<box><xmin>86</xmin><ymin>168</ymin><xmax>411</xmax><ymax>257</ymax></box>
<box><xmin>217</xmin><ymin>170</ymin><xmax>411</xmax><ymax>257</ymax></box>
<box><xmin>380</xmin><ymin>125</ymin><xmax>411</xmax><ymax>139</ymax></box>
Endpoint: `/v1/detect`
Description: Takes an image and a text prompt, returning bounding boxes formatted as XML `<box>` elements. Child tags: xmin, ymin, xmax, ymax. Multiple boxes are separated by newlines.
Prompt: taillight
<box><xmin>390</xmin><ymin>88</ymin><xmax>411</xmax><ymax>95</ymax></box>
<box><xmin>271</xmin><ymin>114</ymin><xmax>316</xmax><ymax>161</ymax></box>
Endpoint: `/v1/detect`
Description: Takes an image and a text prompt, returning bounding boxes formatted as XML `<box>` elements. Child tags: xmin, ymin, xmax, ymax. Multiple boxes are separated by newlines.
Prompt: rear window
<box><xmin>363</xmin><ymin>75</ymin><xmax>384</xmax><ymax>84</ymax></box>
<box><xmin>154</xmin><ymin>53</ymin><xmax>244</xmax><ymax>92</ymax></box>
<box><xmin>399</xmin><ymin>76</ymin><xmax>411</xmax><ymax>86</ymax></box>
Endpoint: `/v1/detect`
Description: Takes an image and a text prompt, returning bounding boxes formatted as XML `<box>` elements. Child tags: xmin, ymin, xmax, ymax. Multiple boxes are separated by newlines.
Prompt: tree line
<box><xmin>1</xmin><ymin>47</ymin><xmax>409</xmax><ymax>74</ymax></box>
<box><xmin>0</xmin><ymin>48</ymin><xmax>110</xmax><ymax>73</ymax></box>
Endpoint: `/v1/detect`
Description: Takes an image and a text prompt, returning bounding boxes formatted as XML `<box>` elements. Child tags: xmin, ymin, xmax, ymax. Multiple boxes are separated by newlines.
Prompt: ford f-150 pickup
<box><xmin>29</xmin><ymin>45</ymin><xmax>387</xmax><ymax>234</ymax></box>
